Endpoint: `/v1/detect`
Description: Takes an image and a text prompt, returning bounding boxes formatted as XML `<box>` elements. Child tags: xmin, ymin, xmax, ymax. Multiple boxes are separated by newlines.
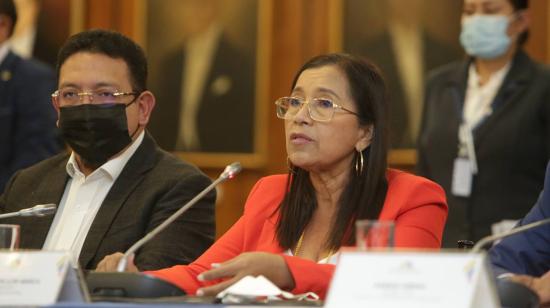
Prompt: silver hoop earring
<box><xmin>355</xmin><ymin>150</ymin><xmax>364</xmax><ymax>176</ymax></box>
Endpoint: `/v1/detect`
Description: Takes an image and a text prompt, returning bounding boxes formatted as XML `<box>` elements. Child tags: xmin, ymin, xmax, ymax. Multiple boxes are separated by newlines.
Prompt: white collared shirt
<box><xmin>286</xmin><ymin>249</ymin><xmax>339</xmax><ymax>265</ymax></box>
<box><xmin>176</xmin><ymin>23</ymin><xmax>223</xmax><ymax>151</ymax></box>
<box><xmin>43</xmin><ymin>131</ymin><xmax>145</xmax><ymax>264</ymax></box>
<box><xmin>0</xmin><ymin>42</ymin><xmax>9</xmax><ymax>65</ymax></box>
<box><xmin>7</xmin><ymin>26</ymin><xmax>36</xmax><ymax>58</ymax></box>
<box><xmin>463</xmin><ymin>62</ymin><xmax>511</xmax><ymax>129</ymax></box>
<box><xmin>389</xmin><ymin>22</ymin><xmax>424</xmax><ymax>139</ymax></box>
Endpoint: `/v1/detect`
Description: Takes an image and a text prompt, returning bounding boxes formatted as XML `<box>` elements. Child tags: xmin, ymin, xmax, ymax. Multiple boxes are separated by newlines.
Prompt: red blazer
<box><xmin>149</xmin><ymin>169</ymin><xmax>448</xmax><ymax>298</ymax></box>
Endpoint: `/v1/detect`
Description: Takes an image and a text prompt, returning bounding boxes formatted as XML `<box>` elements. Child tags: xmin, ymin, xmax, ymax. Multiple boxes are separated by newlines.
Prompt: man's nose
<box><xmin>78</xmin><ymin>93</ymin><xmax>94</xmax><ymax>104</ymax></box>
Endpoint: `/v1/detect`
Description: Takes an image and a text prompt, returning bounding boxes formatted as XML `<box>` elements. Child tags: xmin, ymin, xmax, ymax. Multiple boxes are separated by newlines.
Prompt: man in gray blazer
<box><xmin>0</xmin><ymin>29</ymin><xmax>216</xmax><ymax>270</ymax></box>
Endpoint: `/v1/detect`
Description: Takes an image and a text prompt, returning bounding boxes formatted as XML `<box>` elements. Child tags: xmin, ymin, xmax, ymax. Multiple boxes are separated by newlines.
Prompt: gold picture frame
<box><xmin>329</xmin><ymin>0</ymin><xmax>464</xmax><ymax>168</ymax></box>
<box><xmin>9</xmin><ymin>0</ymin><xmax>84</xmax><ymax>67</ymax></box>
<box><xmin>133</xmin><ymin>0</ymin><xmax>271</xmax><ymax>169</ymax></box>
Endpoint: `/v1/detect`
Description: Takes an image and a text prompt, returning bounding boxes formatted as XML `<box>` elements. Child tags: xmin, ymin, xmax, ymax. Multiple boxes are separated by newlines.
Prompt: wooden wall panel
<box><xmin>84</xmin><ymin>0</ymin><xmax>112</xmax><ymax>30</ymax></box>
<box><xmin>83</xmin><ymin>0</ymin><xmax>332</xmax><ymax>238</ymax></box>
<box><xmin>525</xmin><ymin>0</ymin><xmax>549</xmax><ymax>63</ymax></box>
<box><xmin>81</xmin><ymin>0</ymin><xmax>550</xmax><ymax>238</ymax></box>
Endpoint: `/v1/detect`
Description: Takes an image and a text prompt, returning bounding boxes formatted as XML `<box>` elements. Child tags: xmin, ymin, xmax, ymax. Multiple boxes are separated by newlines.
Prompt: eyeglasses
<box><xmin>275</xmin><ymin>96</ymin><xmax>359</xmax><ymax>122</ymax></box>
<box><xmin>52</xmin><ymin>88</ymin><xmax>140</xmax><ymax>106</ymax></box>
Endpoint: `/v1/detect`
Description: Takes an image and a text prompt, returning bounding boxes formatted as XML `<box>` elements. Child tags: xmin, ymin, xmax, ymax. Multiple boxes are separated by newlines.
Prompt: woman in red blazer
<box><xmin>97</xmin><ymin>53</ymin><xmax>448</xmax><ymax>299</ymax></box>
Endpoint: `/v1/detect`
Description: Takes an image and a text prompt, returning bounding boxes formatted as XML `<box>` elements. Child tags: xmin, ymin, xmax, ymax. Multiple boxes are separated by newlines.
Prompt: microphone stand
<box><xmin>471</xmin><ymin>217</ymin><xmax>550</xmax><ymax>253</ymax></box>
<box><xmin>86</xmin><ymin>162</ymin><xmax>242</xmax><ymax>299</ymax></box>
<box><xmin>0</xmin><ymin>204</ymin><xmax>57</xmax><ymax>219</ymax></box>
<box><xmin>470</xmin><ymin>217</ymin><xmax>550</xmax><ymax>308</ymax></box>
<box><xmin>116</xmin><ymin>162</ymin><xmax>241</xmax><ymax>272</ymax></box>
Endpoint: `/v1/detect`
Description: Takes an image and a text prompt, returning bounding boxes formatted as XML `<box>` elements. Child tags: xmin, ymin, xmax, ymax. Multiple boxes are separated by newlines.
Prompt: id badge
<box><xmin>452</xmin><ymin>157</ymin><xmax>473</xmax><ymax>197</ymax></box>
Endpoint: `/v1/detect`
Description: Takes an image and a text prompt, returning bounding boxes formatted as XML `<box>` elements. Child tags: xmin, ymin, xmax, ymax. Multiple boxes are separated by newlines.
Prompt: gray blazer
<box><xmin>0</xmin><ymin>132</ymin><xmax>216</xmax><ymax>270</ymax></box>
<box><xmin>418</xmin><ymin>51</ymin><xmax>550</xmax><ymax>247</ymax></box>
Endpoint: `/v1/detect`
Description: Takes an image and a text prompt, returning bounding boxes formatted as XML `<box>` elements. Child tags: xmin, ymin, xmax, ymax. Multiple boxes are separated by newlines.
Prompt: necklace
<box><xmin>293</xmin><ymin>232</ymin><xmax>336</xmax><ymax>262</ymax></box>
<box><xmin>293</xmin><ymin>232</ymin><xmax>305</xmax><ymax>256</ymax></box>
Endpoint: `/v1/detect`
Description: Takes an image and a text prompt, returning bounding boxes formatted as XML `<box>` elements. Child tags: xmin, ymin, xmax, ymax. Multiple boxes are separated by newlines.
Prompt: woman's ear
<box><xmin>512</xmin><ymin>10</ymin><xmax>530</xmax><ymax>37</ymax></box>
<box><xmin>356</xmin><ymin>125</ymin><xmax>374</xmax><ymax>152</ymax></box>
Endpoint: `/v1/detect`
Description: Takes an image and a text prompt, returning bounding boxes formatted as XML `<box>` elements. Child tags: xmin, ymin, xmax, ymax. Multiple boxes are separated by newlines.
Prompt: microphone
<box><xmin>116</xmin><ymin>162</ymin><xmax>242</xmax><ymax>272</ymax></box>
<box><xmin>0</xmin><ymin>204</ymin><xmax>57</xmax><ymax>219</ymax></box>
<box><xmin>471</xmin><ymin>218</ymin><xmax>550</xmax><ymax>308</ymax></box>
<box><xmin>471</xmin><ymin>217</ymin><xmax>550</xmax><ymax>253</ymax></box>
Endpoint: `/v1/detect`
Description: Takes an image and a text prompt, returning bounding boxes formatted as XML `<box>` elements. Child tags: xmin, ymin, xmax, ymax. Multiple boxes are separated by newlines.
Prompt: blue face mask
<box><xmin>459</xmin><ymin>15</ymin><xmax>512</xmax><ymax>59</ymax></box>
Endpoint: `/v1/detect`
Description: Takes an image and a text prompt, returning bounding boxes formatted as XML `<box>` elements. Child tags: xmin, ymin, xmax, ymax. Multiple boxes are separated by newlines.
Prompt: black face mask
<box><xmin>59</xmin><ymin>103</ymin><xmax>136</xmax><ymax>167</ymax></box>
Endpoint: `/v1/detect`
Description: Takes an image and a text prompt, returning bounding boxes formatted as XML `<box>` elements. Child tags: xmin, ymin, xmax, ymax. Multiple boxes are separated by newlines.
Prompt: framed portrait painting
<box><xmin>135</xmin><ymin>0</ymin><xmax>270</xmax><ymax>168</ymax></box>
<box><xmin>9</xmin><ymin>0</ymin><xmax>84</xmax><ymax>66</ymax></box>
<box><xmin>331</xmin><ymin>0</ymin><xmax>464</xmax><ymax>150</ymax></box>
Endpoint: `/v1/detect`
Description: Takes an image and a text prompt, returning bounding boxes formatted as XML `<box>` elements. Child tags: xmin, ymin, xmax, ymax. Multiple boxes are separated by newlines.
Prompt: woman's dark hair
<box><xmin>275</xmin><ymin>53</ymin><xmax>389</xmax><ymax>252</ymax></box>
<box><xmin>509</xmin><ymin>0</ymin><xmax>529</xmax><ymax>46</ymax></box>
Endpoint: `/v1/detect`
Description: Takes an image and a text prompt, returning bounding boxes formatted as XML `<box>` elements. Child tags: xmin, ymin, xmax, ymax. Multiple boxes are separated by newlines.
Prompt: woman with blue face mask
<box><xmin>418</xmin><ymin>0</ymin><xmax>550</xmax><ymax>247</ymax></box>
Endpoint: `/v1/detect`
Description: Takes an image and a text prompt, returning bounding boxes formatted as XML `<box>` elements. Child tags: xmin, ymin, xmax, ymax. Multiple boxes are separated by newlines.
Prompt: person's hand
<box><xmin>196</xmin><ymin>252</ymin><xmax>295</xmax><ymax>296</ymax></box>
<box><xmin>509</xmin><ymin>271</ymin><xmax>550</xmax><ymax>306</ymax></box>
<box><xmin>95</xmin><ymin>252</ymin><xmax>139</xmax><ymax>273</ymax></box>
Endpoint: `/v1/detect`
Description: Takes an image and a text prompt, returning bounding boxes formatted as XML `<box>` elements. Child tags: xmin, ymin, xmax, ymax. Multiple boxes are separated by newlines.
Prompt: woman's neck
<box><xmin>474</xmin><ymin>47</ymin><xmax>516</xmax><ymax>85</ymax></box>
<box><xmin>309</xmin><ymin>166</ymin><xmax>351</xmax><ymax>210</ymax></box>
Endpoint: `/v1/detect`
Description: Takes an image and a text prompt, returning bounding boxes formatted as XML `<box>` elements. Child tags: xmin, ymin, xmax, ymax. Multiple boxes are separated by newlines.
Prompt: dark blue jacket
<box><xmin>0</xmin><ymin>50</ymin><xmax>60</xmax><ymax>191</ymax></box>
<box><xmin>490</xmin><ymin>161</ymin><xmax>550</xmax><ymax>276</ymax></box>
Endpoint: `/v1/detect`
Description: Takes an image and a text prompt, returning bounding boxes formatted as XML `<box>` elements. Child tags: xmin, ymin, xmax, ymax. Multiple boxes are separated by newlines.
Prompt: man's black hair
<box><xmin>56</xmin><ymin>29</ymin><xmax>148</xmax><ymax>92</ymax></box>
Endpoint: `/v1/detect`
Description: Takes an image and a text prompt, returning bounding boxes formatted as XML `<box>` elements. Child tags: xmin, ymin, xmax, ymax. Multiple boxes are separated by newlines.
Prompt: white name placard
<box><xmin>325</xmin><ymin>251</ymin><xmax>499</xmax><ymax>308</ymax></box>
<box><xmin>0</xmin><ymin>250</ymin><xmax>71</xmax><ymax>306</ymax></box>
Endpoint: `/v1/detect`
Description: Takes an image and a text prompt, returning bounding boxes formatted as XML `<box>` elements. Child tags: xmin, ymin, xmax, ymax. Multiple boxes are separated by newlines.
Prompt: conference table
<box><xmin>50</xmin><ymin>300</ymin><xmax>319</xmax><ymax>308</ymax></box>
<box><xmin>51</xmin><ymin>305</ymin><xmax>314</xmax><ymax>308</ymax></box>
<box><xmin>0</xmin><ymin>252</ymin><xmax>538</xmax><ymax>308</ymax></box>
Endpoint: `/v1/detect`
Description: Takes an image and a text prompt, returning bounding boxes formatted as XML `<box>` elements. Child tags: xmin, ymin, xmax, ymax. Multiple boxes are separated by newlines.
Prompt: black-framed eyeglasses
<box><xmin>275</xmin><ymin>96</ymin><xmax>359</xmax><ymax>122</ymax></box>
<box><xmin>51</xmin><ymin>88</ymin><xmax>140</xmax><ymax>106</ymax></box>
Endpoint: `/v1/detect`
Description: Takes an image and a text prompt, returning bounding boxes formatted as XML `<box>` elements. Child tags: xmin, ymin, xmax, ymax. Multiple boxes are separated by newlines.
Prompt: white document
<box><xmin>218</xmin><ymin>275</ymin><xmax>283</xmax><ymax>298</ymax></box>
<box><xmin>217</xmin><ymin>275</ymin><xmax>319</xmax><ymax>302</ymax></box>
<box><xmin>0</xmin><ymin>251</ymin><xmax>71</xmax><ymax>306</ymax></box>
<box><xmin>325</xmin><ymin>251</ymin><xmax>499</xmax><ymax>308</ymax></box>
<box><xmin>452</xmin><ymin>157</ymin><xmax>473</xmax><ymax>197</ymax></box>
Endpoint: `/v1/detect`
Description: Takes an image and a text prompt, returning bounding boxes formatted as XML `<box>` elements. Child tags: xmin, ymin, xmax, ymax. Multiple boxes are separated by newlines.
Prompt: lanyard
<box><xmin>458</xmin><ymin>123</ymin><xmax>478</xmax><ymax>174</ymax></box>
<box><xmin>448</xmin><ymin>86</ymin><xmax>478</xmax><ymax>174</ymax></box>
